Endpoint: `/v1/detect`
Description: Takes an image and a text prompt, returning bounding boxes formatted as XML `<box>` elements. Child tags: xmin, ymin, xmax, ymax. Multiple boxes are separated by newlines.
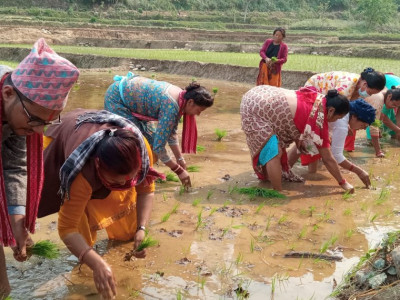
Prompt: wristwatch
<box><xmin>136</xmin><ymin>225</ymin><xmax>146</xmax><ymax>232</ymax></box>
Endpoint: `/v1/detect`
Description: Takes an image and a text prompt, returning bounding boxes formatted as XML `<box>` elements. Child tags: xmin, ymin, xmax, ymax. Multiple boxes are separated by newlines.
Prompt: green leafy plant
<box><xmin>161</xmin><ymin>212</ymin><xmax>171</xmax><ymax>222</ymax></box>
<box><xmin>255</xmin><ymin>202</ymin><xmax>265</xmax><ymax>214</ymax></box>
<box><xmin>195</xmin><ymin>208</ymin><xmax>204</xmax><ymax>231</ymax></box>
<box><xmin>27</xmin><ymin>240</ymin><xmax>59</xmax><ymax>259</ymax></box>
<box><xmin>166</xmin><ymin>172</ymin><xmax>179</xmax><ymax>182</ymax></box>
<box><xmin>192</xmin><ymin>198</ymin><xmax>201</xmax><ymax>207</ymax></box>
<box><xmin>215</xmin><ymin>128</ymin><xmax>227</xmax><ymax>141</ymax></box>
<box><xmin>212</xmin><ymin>87</ymin><xmax>219</xmax><ymax>95</ymax></box>
<box><xmin>136</xmin><ymin>234</ymin><xmax>158</xmax><ymax>252</ymax></box>
<box><xmin>206</xmin><ymin>190</ymin><xmax>214</xmax><ymax>200</ymax></box>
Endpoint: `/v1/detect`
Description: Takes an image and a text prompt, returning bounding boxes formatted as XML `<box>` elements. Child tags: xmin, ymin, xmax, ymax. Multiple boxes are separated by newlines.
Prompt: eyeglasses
<box><xmin>16</xmin><ymin>89</ymin><xmax>61</xmax><ymax>127</ymax></box>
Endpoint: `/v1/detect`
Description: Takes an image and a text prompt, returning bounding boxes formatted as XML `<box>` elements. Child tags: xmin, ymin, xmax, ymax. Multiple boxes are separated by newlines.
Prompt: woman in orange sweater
<box><xmin>39</xmin><ymin>109</ymin><xmax>163</xmax><ymax>300</ymax></box>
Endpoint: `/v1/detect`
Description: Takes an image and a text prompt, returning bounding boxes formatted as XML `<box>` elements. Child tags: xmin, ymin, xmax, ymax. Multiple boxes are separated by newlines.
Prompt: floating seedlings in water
<box><xmin>234</xmin><ymin>187</ymin><xmax>285</xmax><ymax>199</ymax></box>
<box><xmin>192</xmin><ymin>198</ymin><xmax>201</xmax><ymax>207</ymax></box>
<box><xmin>215</xmin><ymin>128</ymin><xmax>227</xmax><ymax>141</ymax></box>
<box><xmin>196</xmin><ymin>145</ymin><xmax>205</xmax><ymax>152</ymax></box>
<box><xmin>255</xmin><ymin>202</ymin><xmax>265</xmax><ymax>214</ymax></box>
<box><xmin>187</xmin><ymin>165</ymin><xmax>200</xmax><ymax>172</ymax></box>
<box><xmin>27</xmin><ymin>240</ymin><xmax>59</xmax><ymax>259</ymax></box>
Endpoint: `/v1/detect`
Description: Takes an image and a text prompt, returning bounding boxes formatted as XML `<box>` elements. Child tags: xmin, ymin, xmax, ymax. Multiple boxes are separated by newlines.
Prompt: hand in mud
<box><xmin>93</xmin><ymin>261</ymin><xmax>116</xmax><ymax>300</ymax></box>
<box><xmin>132</xmin><ymin>230</ymin><xmax>146</xmax><ymax>259</ymax></box>
<box><xmin>10</xmin><ymin>214</ymin><xmax>33</xmax><ymax>262</ymax></box>
<box><xmin>178</xmin><ymin>170</ymin><xmax>191</xmax><ymax>189</ymax></box>
<box><xmin>340</xmin><ymin>181</ymin><xmax>354</xmax><ymax>194</ymax></box>
<box><xmin>356</xmin><ymin>169</ymin><xmax>371</xmax><ymax>188</ymax></box>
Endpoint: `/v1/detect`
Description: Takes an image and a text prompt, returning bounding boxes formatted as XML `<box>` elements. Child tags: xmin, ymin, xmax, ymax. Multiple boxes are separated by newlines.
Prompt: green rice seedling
<box><xmin>196</xmin><ymin>145</ymin><xmax>205</xmax><ymax>152</ymax></box>
<box><xmin>162</xmin><ymin>192</ymin><xmax>168</xmax><ymax>202</ymax></box>
<box><xmin>234</xmin><ymin>187</ymin><xmax>286</xmax><ymax>199</ymax></box>
<box><xmin>308</xmin><ymin>206</ymin><xmax>316</xmax><ymax>217</ymax></box>
<box><xmin>161</xmin><ymin>212</ymin><xmax>171</xmax><ymax>223</ymax></box>
<box><xmin>232</xmin><ymin>224</ymin><xmax>244</xmax><ymax>230</ymax></box>
<box><xmin>191</xmin><ymin>77</ymin><xmax>197</xmax><ymax>83</ymax></box>
<box><xmin>345</xmin><ymin>229</ymin><xmax>354</xmax><ymax>239</ymax></box>
<box><xmin>371</xmin><ymin>119</ymin><xmax>383</xmax><ymax>128</ymax></box>
<box><xmin>222</xmin><ymin>227</ymin><xmax>230</xmax><ymax>237</ymax></box>
<box><xmin>151</xmin><ymin>73</ymin><xmax>156</xmax><ymax>79</ymax></box>
<box><xmin>166</xmin><ymin>172</ymin><xmax>179</xmax><ymax>182</ymax></box>
<box><xmin>215</xmin><ymin>128</ymin><xmax>227</xmax><ymax>141</ymax></box>
<box><xmin>187</xmin><ymin>165</ymin><xmax>200</xmax><ymax>172</ymax></box>
<box><xmin>171</xmin><ymin>203</ymin><xmax>180</xmax><ymax>214</ymax></box>
<box><xmin>343</xmin><ymin>208</ymin><xmax>352</xmax><ymax>216</ymax></box>
<box><xmin>277</xmin><ymin>214</ymin><xmax>288</xmax><ymax>225</ymax></box>
<box><xmin>370</xmin><ymin>213</ymin><xmax>379</xmax><ymax>223</ymax></box>
<box><xmin>265</xmin><ymin>214</ymin><xmax>273</xmax><ymax>231</ymax></box>
<box><xmin>360</xmin><ymin>202</ymin><xmax>368</xmax><ymax>211</ymax></box>
<box><xmin>324</xmin><ymin>199</ymin><xmax>333</xmax><ymax>208</ymax></box>
<box><xmin>250</xmin><ymin>239</ymin><xmax>255</xmax><ymax>253</ymax></box>
<box><xmin>375</xmin><ymin>187</ymin><xmax>390</xmax><ymax>205</ymax></box>
<box><xmin>176</xmin><ymin>289</ymin><xmax>183</xmax><ymax>300</ymax></box>
<box><xmin>235</xmin><ymin>252</ymin><xmax>243</xmax><ymax>265</ymax></box>
<box><xmin>297</xmin><ymin>257</ymin><xmax>304</xmax><ymax>270</ymax></box>
<box><xmin>298</xmin><ymin>226</ymin><xmax>307</xmax><ymax>239</ymax></box>
<box><xmin>319</xmin><ymin>235</ymin><xmax>338</xmax><ymax>253</ymax></box>
<box><xmin>135</xmin><ymin>235</ymin><xmax>158</xmax><ymax>252</ymax></box>
<box><xmin>223</xmin><ymin>200</ymin><xmax>230</xmax><ymax>208</ymax></box>
<box><xmin>27</xmin><ymin>240</ymin><xmax>59</xmax><ymax>259</ymax></box>
<box><xmin>127</xmin><ymin>287</ymin><xmax>140</xmax><ymax>298</ymax></box>
<box><xmin>209</xmin><ymin>207</ymin><xmax>217</xmax><ymax>216</ymax></box>
<box><xmin>342</xmin><ymin>190</ymin><xmax>353</xmax><ymax>201</ymax></box>
<box><xmin>199</xmin><ymin>277</ymin><xmax>206</xmax><ymax>289</ymax></box>
<box><xmin>206</xmin><ymin>190</ymin><xmax>214</xmax><ymax>200</ymax></box>
<box><xmin>255</xmin><ymin>202</ymin><xmax>265</xmax><ymax>214</ymax></box>
<box><xmin>178</xmin><ymin>185</ymin><xmax>185</xmax><ymax>195</ymax></box>
<box><xmin>312</xmin><ymin>224</ymin><xmax>320</xmax><ymax>232</ymax></box>
<box><xmin>195</xmin><ymin>208</ymin><xmax>204</xmax><ymax>231</ymax></box>
<box><xmin>192</xmin><ymin>198</ymin><xmax>201</xmax><ymax>207</ymax></box>
<box><xmin>212</xmin><ymin>87</ymin><xmax>219</xmax><ymax>95</ymax></box>
<box><xmin>271</xmin><ymin>275</ymin><xmax>276</xmax><ymax>299</ymax></box>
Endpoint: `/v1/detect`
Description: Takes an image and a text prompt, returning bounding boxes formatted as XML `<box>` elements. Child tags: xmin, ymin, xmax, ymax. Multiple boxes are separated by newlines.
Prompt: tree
<box><xmin>357</xmin><ymin>0</ymin><xmax>397</xmax><ymax>28</ymax></box>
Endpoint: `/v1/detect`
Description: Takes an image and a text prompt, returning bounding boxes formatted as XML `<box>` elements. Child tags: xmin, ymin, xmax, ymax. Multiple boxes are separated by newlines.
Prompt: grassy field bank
<box><xmin>1</xmin><ymin>44</ymin><xmax>399</xmax><ymax>74</ymax></box>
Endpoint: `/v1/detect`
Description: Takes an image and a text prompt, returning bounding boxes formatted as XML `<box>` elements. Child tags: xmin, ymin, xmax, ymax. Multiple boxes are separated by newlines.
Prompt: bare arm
<box><xmin>133</xmin><ymin>192</ymin><xmax>154</xmax><ymax>257</ymax></box>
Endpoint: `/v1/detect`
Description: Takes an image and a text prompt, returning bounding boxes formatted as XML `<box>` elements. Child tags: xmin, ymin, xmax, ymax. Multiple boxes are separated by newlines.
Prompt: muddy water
<box><xmin>5</xmin><ymin>71</ymin><xmax>400</xmax><ymax>300</ymax></box>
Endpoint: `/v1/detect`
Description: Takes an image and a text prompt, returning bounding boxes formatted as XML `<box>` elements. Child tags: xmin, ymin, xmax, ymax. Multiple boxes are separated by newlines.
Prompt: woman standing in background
<box><xmin>256</xmin><ymin>27</ymin><xmax>288</xmax><ymax>87</ymax></box>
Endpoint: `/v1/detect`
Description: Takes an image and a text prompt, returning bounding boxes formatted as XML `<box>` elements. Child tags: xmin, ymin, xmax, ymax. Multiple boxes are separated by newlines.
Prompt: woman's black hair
<box><xmin>325</xmin><ymin>89</ymin><xmax>350</xmax><ymax>115</ymax></box>
<box><xmin>95</xmin><ymin>129</ymin><xmax>141</xmax><ymax>175</ymax></box>
<box><xmin>184</xmin><ymin>82</ymin><xmax>214</xmax><ymax>107</ymax></box>
<box><xmin>273</xmin><ymin>27</ymin><xmax>286</xmax><ymax>38</ymax></box>
<box><xmin>360</xmin><ymin>67</ymin><xmax>386</xmax><ymax>90</ymax></box>
<box><xmin>386</xmin><ymin>86</ymin><xmax>400</xmax><ymax>101</ymax></box>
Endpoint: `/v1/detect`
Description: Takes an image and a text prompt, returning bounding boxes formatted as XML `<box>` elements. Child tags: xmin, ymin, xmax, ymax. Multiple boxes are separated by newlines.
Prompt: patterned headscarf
<box><xmin>11</xmin><ymin>38</ymin><xmax>79</xmax><ymax>110</ymax></box>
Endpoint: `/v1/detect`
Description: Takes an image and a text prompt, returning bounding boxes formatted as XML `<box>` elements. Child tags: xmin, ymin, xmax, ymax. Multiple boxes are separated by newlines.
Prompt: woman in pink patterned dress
<box><xmin>240</xmin><ymin>85</ymin><xmax>354</xmax><ymax>192</ymax></box>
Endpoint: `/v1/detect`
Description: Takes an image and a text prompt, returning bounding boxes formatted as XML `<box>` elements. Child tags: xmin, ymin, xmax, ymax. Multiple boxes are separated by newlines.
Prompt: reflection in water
<box><xmin>6</xmin><ymin>71</ymin><xmax>400</xmax><ymax>299</ymax></box>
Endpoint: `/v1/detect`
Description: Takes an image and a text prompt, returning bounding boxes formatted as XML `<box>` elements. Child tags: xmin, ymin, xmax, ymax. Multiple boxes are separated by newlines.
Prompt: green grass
<box><xmin>2</xmin><ymin>44</ymin><xmax>399</xmax><ymax>74</ymax></box>
<box><xmin>27</xmin><ymin>240</ymin><xmax>59</xmax><ymax>259</ymax></box>
<box><xmin>0</xmin><ymin>60</ymin><xmax>18</xmax><ymax>68</ymax></box>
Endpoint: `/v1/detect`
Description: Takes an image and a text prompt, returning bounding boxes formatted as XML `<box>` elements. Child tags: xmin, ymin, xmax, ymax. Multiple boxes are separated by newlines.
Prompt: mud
<box><xmin>4</xmin><ymin>71</ymin><xmax>400</xmax><ymax>299</ymax></box>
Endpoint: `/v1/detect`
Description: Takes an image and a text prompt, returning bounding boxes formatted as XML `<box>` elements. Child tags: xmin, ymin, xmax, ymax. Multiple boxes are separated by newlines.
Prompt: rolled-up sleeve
<box><xmin>329</xmin><ymin>114</ymin><xmax>350</xmax><ymax>164</ymax></box>
<box><xmin>2</xmin><ymin>128</ymin><xmax>27</xmax><ymax>210</ymax></box>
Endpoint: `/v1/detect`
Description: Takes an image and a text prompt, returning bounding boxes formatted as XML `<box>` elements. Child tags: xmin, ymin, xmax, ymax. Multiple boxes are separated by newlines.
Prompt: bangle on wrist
<box><xmin>338</xmin><ymin>179</ymin><xmax>346</xmax><ymax>186</ymax></box>
<box><xmin>78</xmin><ymin>247</ymin><xmax>93</xmax><ymax>263</ymax></box>
<box><xmin>177</xmin><ymin>157</ymin><xmax>185</xmax><ymax>162</ymax></box>
<box><xmin>136</xmin><ymin>225</ymin><xmax>146</xmax><ymax>233</ymax></box>
<box><xmin>171</xmin><ymin>164</ymin><xmax>181</xmax><ymax>173</ymax></box>
<box><xmin>175</xmin><ymin>167</ymin><xmax>185</xmax><ymax>176</ymax></box>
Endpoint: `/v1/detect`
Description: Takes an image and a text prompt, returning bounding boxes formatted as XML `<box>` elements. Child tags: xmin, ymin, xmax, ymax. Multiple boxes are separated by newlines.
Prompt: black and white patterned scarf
<box><xmin>59</xmin><ymin>110</ymin><xmax>157</xmax><ymax>200</ymax></box>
